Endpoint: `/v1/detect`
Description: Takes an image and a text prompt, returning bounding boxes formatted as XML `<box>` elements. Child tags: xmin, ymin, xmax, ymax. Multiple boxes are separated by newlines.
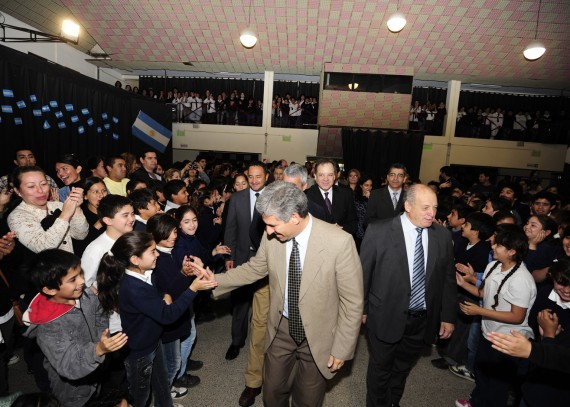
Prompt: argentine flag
<box><xmin>132</xmin><ymin>111</ymin><xmax>172</xmax><ymax>153</ymax></box>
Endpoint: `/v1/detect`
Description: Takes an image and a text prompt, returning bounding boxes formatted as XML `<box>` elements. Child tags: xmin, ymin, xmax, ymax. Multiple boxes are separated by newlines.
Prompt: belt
<box><xmin>407</xmin><ymin>309</ymin><xmax>427</xmax><ymax>318</ymax></box>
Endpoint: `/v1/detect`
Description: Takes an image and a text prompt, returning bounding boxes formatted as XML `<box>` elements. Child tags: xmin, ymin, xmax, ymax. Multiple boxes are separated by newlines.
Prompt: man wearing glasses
<box><xmin>366</xmin><ymin>163</ymin><xmax>407</xmax><ymax>223</ymax></box>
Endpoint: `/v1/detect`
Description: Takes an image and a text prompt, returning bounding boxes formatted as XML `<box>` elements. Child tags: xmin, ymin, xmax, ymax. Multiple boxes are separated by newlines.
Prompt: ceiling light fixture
<box><xmin>523</xmin><ymin>0</ymin><xmax>545</xmax><ymax>61</ymax></box>
<box><xmin>240</xmin><ymin>0</ymin><xmax>257</xmax><ymax>48</ymax></box>
<box><xmin>348</xmin><ymin>83</ymin><xmax>359</xmax><ymax>90</ymax></box>
<box><xmin>61</xmin><ymin>20</ymin><xmax>80</xmax><ymax>44</ymax></box>
<box><xmin>387</xmin><ymin>1</ymin><xmax>406</xmax><ymax>33</ymax></box>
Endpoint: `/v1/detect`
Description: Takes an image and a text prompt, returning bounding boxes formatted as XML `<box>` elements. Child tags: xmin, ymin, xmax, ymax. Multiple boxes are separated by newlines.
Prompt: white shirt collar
<box><xmin>548</xmin><ymin>289</ymin><xmax>570</xmax><ymax>310</ymax></box>
<box><xmin>135</xmin><ymin>214</ymin><xmax>147</xmax><ymax>224</ymax></box>
<box><xmin>292</xmin><ymin>215</ymin><xmax>313</xmax><ymax>249</ymax></box>
<box><xmin>125</xmin><ymin>269</ymin><xmax>153</xmax><ymax>285</ymax></box>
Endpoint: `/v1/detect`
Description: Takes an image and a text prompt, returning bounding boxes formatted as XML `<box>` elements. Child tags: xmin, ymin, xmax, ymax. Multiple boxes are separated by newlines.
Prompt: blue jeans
<box><xmin>177</xmin><ymin>316</ymin><xmax>196</xmax><ymax>380</ymax></box>
<box><xmin>161</xmin><ymin>339</ymin><xmax>181</xmax><ymax>386</ymax></box>
<box><xmin>466</xmin><ymin>317</ymin><xmax>481</xmax><ymax>372</ymax></box>
<box><xmin>124</xmin><ymin>342</ymin><xmax>172</xmax><ymax>407</ymax></box>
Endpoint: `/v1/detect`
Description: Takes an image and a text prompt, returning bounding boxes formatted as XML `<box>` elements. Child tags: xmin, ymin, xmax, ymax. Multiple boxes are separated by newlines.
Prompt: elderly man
<box><xmin>361</xmin><ymin>184</ymin><xmax>456</xmax><ymax>407</ymax></box>
<box><xmin>198</xmin><ymin>182</ymin><xmax>363</xmax><ymax>406</ymax></box>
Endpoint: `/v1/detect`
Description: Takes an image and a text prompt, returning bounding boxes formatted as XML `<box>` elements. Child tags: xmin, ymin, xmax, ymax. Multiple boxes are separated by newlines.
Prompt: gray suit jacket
<box><xmin>361</xmin><ymin>215</ymin><xmax>457</xmax><ymax>344</ymax></box>
<box><xmin>215</xmin><ymin>217</ymin><xmax>363</xmax><ymax>379</ymax></box>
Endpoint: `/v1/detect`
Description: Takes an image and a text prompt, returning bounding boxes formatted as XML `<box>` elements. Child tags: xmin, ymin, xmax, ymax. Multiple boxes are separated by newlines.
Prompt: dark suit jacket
<box><xmin>365</xmin><ymin>187</ymin><xmax>404</xmax><ymax>224</ymax></box>
<box><xmin>223</xmin><ymin>188</ymin><xmax>262</xmax><ymax>266</ymax></box>
<box><xmin>305</xmin><ymin>184</ymin><xmax>358</xmax><ymax>236</ymax></box>
<box><xmin>129</xmin><ymin>167</ymin><xmax>164</xmax><ymax>187</ymax></box>
<box><xmin>361</xmin><ymin>216</ymin><xmax>457</xmax><ymax>344</ymax></box>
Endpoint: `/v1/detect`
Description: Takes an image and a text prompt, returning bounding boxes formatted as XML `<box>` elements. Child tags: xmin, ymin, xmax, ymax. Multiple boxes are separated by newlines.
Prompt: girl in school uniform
<box><xmin>97</xmin><ymin>231</ymin><xmax>216</xmax><ymax>407</ymax></box>
<box><xmin>455</xmin><ymin>224</ymin><xmax>537</xmax><ymax>407</ymax></box>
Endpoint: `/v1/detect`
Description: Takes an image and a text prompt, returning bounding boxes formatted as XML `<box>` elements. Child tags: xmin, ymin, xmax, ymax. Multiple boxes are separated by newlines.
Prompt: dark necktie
<box><xmin>392</xmin><ymin>192</ymin><xmax>398</xmax><ymax>210</ymax></box>
<box><xmin>410</xmin><ymin>227</ymin><xmax>425</xmax><ymax>311</ymax></box>
<box><xmin>288</xmin><ymin>238</ymin><xmax>305</xmax><ymax>344</ymax></box>
<box><xmin>249</xmin><ymin>192</ymin><xmax>264</xmax><ymax>251</ymax></box>
<box><xmin>324</xmin><ymin>191</ymin><xmax>333</xmax><ymax>215</ymax></box>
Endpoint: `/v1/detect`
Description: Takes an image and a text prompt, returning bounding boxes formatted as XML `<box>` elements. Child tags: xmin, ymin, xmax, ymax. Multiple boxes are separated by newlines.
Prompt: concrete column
<box><xmin>443</xmin><ymin>79</ymin><xmax>461</xmax><ymax>139</ymax></box>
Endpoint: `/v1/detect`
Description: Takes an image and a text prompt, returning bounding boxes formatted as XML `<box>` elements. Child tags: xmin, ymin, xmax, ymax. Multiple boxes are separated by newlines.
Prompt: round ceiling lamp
<box><xmin>240</xmin><ymin>28</ymin><xmax>258</xmax><ymax>48</ymax></box>
<box><xmin>387</xmin><ymin>12</ymin><xmax>406</xmax><ymax>33</ymax></box>
<box><xmin>523</xmin><ymin>0</ymin><xmax>546</xmax><ymax>61</ymax></box>
<box><xmin>523</xmin><ymin>41</ymin><xmax>546</xmax><ymax>61</ymax></box>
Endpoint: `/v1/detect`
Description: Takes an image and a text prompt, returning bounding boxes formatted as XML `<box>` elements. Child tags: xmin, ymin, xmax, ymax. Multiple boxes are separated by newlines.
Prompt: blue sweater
<box><xmin>119</xmin><ymin>274</ymin><xmax>196</xmax><ymax>358</ymax></box>
<box><xmin>152</xmin><ymin>250</ymin><xmax>193</xmax><ymax>343</ymax></box>
<box><xmin>173</xmin><ymin>232</ymin><xmax>213</xmax><ymax>267</ymax></box>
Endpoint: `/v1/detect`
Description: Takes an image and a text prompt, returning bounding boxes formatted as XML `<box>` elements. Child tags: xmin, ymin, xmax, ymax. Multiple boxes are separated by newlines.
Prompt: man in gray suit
<box><xmin>361</xmin><ymin>184</ymin><xmax>456</xmax><ymax>407</ymax></box>
<box><xmin>199</xmin><ymin>182</ymin><xmax>363</xmax><ymax>406</ymax></box>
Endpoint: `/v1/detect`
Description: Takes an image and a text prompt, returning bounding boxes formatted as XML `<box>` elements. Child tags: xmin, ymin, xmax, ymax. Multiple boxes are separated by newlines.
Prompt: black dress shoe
<box><xmin>430</xmin><ymin>357</ymin><xmax>449</xmax><ymax>370</ymax></box>
<box><xmin>225</xmin><ymin>344</ymin><xmax>240</xmax><ymax>360</ymax></box>
<box><xmin>239</xmin><ymin>386</ymin><xmax>261</xmax><ymax>407</ymax></box>
<box><xmin>186</xmin><ymin>359</ymin><xmax>204</xmax><ymax>372</ymax></box>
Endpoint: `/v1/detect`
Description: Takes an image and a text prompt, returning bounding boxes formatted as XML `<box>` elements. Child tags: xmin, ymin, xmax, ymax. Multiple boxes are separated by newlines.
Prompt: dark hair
<box><xmin>175</xmin><ymin>205</ymin><xmax>198</xmax><ymax>227</ymax></box>
<box><xmin>196</xmin><ymin>187</ymin><xmax>218</xmax><ymax>214</ymax></box>
<box><xmin>98</xmin><ymin>195</ymin><xmax>132</xmax><ymax>220</ymax></box>
<box><xmin>493</xmin><ymin>210</ymin><xmax>517</xmax><ymax>224</ymax></box>
<box><xmin>163</xmin><ymin>180</ymin><xmax>187</xmax><ymax>201</ymax></box>
<box><xmin>138</xmin><ymin>150</ymin><xmax>157</xmax><ymax>160</ymax></box>
<box><xmin>97</xmin><ymin>231</ymin><xmax>154</xmax><ymax>314</ymax></box>
<box><xmin>247</xmin><ymin>160</ymin><xmax>269</xmax><ymax>174</ymax></box>
<box><xmin>29</xmin><ymin>249</ymin><xmax>81</xmax><ymax>294</ymax></box>
<box><xmin>465</xmin><ymin>212</ymin><xmax>495</xmax><ymax>241</ymax></box>
<box><xmin>549</xmin><ymin>258</ymin><xmax>570</xmax><ymax>287</ymax></box>
<box><xmin>56</xmin><ymin>153</ymin><xmax>81</xmax><ymax>169</ymax></box>
<box><xmin>531</xmin><ymin>191</ymin><xmax>557</xmax><ymax>207</ymax></box>
<box><xmin>104</xmin><ymin>155</ymin><xmax>124</xmax><ymax>170</ymax></box>
<box><xmin>528</xmin><ymin>214</ymin><xmax>558</xmax><ymax>241</ymax></box>
<box><xmin>486</xmin><ymin>196</ymin><xmax>512</xmax><ymax>212</ymax></box>
<box><xmin>440</xmin><ymin>166</ymin><xmax>453</xmax><ymax>177</ymax></box>
<box><xmin>10</xmin><ymin>393</ymin><xmax>62</xmax><ymax>407</ymax></box>
<box><xmin>495</xmin><ymin>223</ymin><xmax>528</xmax><ymax>262</ymax></box>
<box><xmin>86</xmin><ymin>156</ymin><xmax>105</xmax><ymax>172</ymax></box>
<box><xmin>129</xmin><ymin>188</ymin><xmax>156</xmax><ymax>215</ymax></box>
<box><xmin>388</xmin><ymin>162</ymin><xmax>407</xmax><ymax>174</ymax></box>
<box><xmin>126</xmin><ymin>179</ymin><xmax>147</xmax><ymax>195</ymax></box>
<box><xmin>314</xmin><ymin>158</ymin><xmax>339</xmax><ymax>174</ymax></box>
<box><xmin>11</xmin><ymin>165</ymin><xmax>46</xmax><ymax>189</ymax></box>
<box><xmin>147</xmin><ymin>213</ymin><xmax>178</xmax><ymax>243</ymax></box>
<box><xmin>81</xmin><ymin>176</ymin><xmax>105</xmax><ymax>195</ymax></box>
<box><xmin>501</xmin><ymin>182</ymin><xmax>522</xmax><ymax>200</ymax></box>
<box><xmin>451</xmin><ymin>201</ymin><xmax>474</xmax><ymax>220</ymax></box>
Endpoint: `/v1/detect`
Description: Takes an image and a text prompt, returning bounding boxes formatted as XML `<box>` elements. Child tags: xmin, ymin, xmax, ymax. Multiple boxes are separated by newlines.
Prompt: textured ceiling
<box><xmin>1</xmin><ymin>0</ymin><xmax>570</xmax><ymax>89</ymax></box>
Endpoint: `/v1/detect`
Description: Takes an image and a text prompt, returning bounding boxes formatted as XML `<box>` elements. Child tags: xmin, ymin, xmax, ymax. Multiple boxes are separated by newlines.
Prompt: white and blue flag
<box><xmin>132</xmin><ymin>111</ymin><xmax>172</xmax><ymax>153</ymax></box>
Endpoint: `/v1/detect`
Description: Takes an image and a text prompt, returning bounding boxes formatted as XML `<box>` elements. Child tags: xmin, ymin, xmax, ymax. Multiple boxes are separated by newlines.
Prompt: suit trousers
<box><xmin>230</xmin><ymin>285</ymin><xmax>254</xmax><ymax>347</ymax></box>
<box><xmin>244</xmin><ymin>281</ymin><xmax>269</xmax><ymax>388</ymax></box>
<box><xmin>263</xmin><ymin>317</ymin><xmax>326</xmax><ymax>407</ymax></box>
<box><xmin>366</xmin><ymin>314</ymin><xmax>427</xmax><ymax>407</ymax></box>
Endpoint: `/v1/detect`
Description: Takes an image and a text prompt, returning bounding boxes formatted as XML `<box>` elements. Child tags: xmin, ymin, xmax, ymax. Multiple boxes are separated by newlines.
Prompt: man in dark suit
<box><xmin>361</xmin><ymin>184</ymin><xmax>456</xmax><ymax>407</ymax></box>
<box><xmin>305</xmin><ymin>159</ymin><xmax>357</xmax><ymax>236</ymax></box>
<box><xmin>129</xmin><ymin>150</ymin><xmax>164</xmax><ymax>187</ymax></box>
<box><xmin>283</xmin><ymin>164</ymin><xmax>326</xmax><ymax>221</ymax></box>
<box><xmin>366</xmin><ymin>163</ymin><xmax>407</xmax><ymax>224</ymax></box>
<box><xmin>223</xmin><ymin>162</ymin><xmax>268</xmax><ymax>368</ymax></box>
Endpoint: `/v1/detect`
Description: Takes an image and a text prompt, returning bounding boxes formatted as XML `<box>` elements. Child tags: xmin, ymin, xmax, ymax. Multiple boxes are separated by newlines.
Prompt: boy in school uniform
<box><xmin>81</xmin><ymin>195</ymin><xmax>135</xmax><ymax>287</ymax></box>
<box><xmin>23</xmin><ymin>249</ymin><xmax>127</xmax><ymax>407</ymax></box>
<box><xmin>129</xmin><ymin>188</ymin><xmax>162</xmax><ymax>231</ymax></box>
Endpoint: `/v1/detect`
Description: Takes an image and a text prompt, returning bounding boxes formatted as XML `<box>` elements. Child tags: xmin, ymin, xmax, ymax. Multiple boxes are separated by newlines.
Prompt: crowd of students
<box><xmin>0</xmin><ymin>148</ymin><xmax>568</xmax><ymax>407</ymax></box>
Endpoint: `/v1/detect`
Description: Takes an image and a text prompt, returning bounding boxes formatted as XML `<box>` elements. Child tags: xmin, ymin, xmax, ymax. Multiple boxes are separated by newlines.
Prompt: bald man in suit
<box><xmin>361</xmin><ymin>184</ymin><xmax>456</xmax><ymax>407</ymax></box>
<box><xmin>198</xmin><ymin>182</ymin><xmax>363</xmax><ymax>406</ymax></box>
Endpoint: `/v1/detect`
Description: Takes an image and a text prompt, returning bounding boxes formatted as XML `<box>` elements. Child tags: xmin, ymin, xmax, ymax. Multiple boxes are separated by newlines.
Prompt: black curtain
<box><xmin>0</xmin><ymin>45</ymin><xmax>172</xmax><ymax>179</ymax></box>
<box><xmin>139</xmin><ymin>76</ymin><xmax>264</xmax><ymax>100</ymax></box>
<box><xmin>273</xmin><ymin>81</ymin><xmax>320</xmax><ymax>99</ymax></box>
<box><xmin>412</xmin><ymin>87</ymin><xmax>448</xmax><ymax>105</ymax></box>
<box><xmin>342</xmin><ymin>129</ymin><xmax>424</xmax><ymax>181</ymax></box>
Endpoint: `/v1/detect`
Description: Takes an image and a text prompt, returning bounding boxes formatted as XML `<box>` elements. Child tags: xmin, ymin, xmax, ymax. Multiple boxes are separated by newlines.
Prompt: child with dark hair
<box><xmin>96</xmin><ymin>231</ymin><xmax>216</xmax><ymax>407</ymax></box>
<box><xmin>81</xmin><ymin>195</ymin><xmax>134</xmax><ymax>288</ymax></box>
<box><xmin>481</xmin><ymin>196</ymin><xmax>512</xmax><ymax>217</ymax></box>
<box><xmin>524</xmin><ymin>214</ymin><xmax>563</xmax><ymax>283</ymax></box>
<box><xmin>23</xmin><ymin>249</ymin><xmax>127</xmax><ymax>407</ymax></box>
<box><xmin>146</xmin><ymin>213</ymin><xmax>201</xmax><ymax>396</ymax></box>
<box><xmin>125</xmin><ymin>179</ymin><xmax>147</xmax><ymax>196</ymax></box>
<box><xmin>447</xmin><ymin>201</ymin><xmax>475</xmax><ymax>258</ymax></box>
<box><xmin>520</xmin><ymin>258</ymin><xmax>570</xmax><ymax>406</ymax></box>
<box><xmin>455</xmin><ymin>224</ymin><xmax>537</xmax><ymax>407</ymax></box>
<box><xmin>129</xmin><ymin>188</ymin><xmax>161</xmax><ymax>231</ymax></box>
<box><xmin>195</xmin><ymin>187</ymin><xmax>223</xmax><ymax>252</ymax></box>
<box><xmin>492</xmin><ymin>210</ymin><xmax>517</xmax><ymax>225</ymax></box>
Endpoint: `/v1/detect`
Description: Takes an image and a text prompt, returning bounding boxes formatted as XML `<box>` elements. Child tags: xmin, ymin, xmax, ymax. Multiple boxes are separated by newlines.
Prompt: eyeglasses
<box><xmin>388</xmin><ymin>173</ymin><xmax>405</xmax><ymax>179</ymax></box>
